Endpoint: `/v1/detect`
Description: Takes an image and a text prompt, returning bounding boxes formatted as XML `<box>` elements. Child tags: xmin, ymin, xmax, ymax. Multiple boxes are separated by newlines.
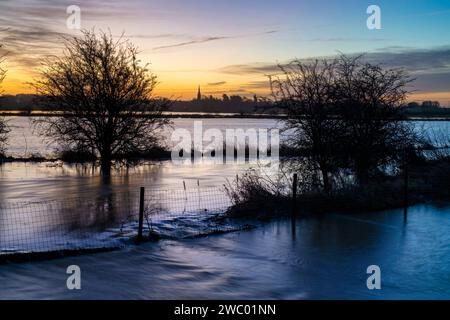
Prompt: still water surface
<box><xmin>4</xmin><ymin>117</ymin><xmax>450</xmax><ymax>158</ymax></box>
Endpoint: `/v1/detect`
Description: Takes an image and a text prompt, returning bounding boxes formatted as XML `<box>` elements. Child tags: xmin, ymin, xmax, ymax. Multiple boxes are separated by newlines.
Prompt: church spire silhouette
<box><xmin>197</xmin><ymin>85</ymin><xmax>202</xmax><ymax>100</ymax></box>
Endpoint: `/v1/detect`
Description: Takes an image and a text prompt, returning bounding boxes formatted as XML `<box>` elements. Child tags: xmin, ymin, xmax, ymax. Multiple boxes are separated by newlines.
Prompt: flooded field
<box><xmin>1</xmin><ymin>204</ymin><xmax>450</xmax><ymax>299</ymax></box>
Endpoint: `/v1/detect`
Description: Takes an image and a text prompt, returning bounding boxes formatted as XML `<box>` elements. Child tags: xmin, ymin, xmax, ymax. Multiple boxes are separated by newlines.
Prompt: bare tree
<box><xmin>32</xmin><ymin>30</ymin><xmax>171</xmax><ymax>174</ymax></box>
<box><xmin>0</xmin><ymin>119</ymin><xmax>6</xmax><ymax>157</ymax></box>
<box><xmin>271</xmin><ymin>55</ymin><xmax>420</xmax><ymax>190</ymax></box>
<box><xmin>270</xmin><ymin>58</ymin><xmax>345</xmax><ymax>192</ymax></box>
<box><xmin>334</xmin><ymin>55</ymin><xmax>419</xmax><ymax>184</ymax></box>
<box><xmin>0</xmin><ymin>48</ymin><xmax>8</xmax><ymax>157</ymax></box>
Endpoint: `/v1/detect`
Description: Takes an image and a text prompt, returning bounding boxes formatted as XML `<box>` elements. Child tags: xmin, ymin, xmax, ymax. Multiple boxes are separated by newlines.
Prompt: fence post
<box><xmin>403</xmin><ymin>151</ymin><xmax>409</xmax><ymax>221</ymax></box>
<box><xmin>292</xmin><ymin>173</ymin><xmax>298</xmax><ymax>216</ymax></box>
<box><xmin>137</xmin><ymin>187</ymin><xmax>145</xmax><ymax>243</ymax></box>
<box><xmin>183</xmin><ymin>180</ymin><xmax>187</xmax><ymax>200</ymax></box>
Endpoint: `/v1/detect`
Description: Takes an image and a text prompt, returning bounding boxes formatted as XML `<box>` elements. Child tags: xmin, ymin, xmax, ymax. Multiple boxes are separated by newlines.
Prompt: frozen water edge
<box><xmin>0</xmin><ymin>209</ymin><xmax>255</xmax><ymax>259</ymax></box>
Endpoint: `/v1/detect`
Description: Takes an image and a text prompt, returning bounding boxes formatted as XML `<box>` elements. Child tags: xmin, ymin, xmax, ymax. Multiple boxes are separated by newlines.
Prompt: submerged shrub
<box><xmin>224</xmin><ymin>167</ymin><xmax>295</xmax><ymax>217</ymax></box>
<box><xmin>0</xmin><ymin>118</ymin><xmax>8</xmax><ymax>158</ymax></box>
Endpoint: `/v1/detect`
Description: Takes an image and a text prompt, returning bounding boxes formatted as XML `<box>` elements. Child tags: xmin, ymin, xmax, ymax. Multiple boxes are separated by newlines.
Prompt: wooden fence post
<box><xmin>404</xmin><ymin>152</ymin><xmax>409</xmax><ymax>221</ymax></box>
<box><xmin>137</xmin><ymin>187</ymin><xmax>145</xmax><ymax>243</ymax></box>
<box><xmin>292</xmin><ymin>173</ymin><xmax>298</xmax><ymax>216</ymax></box>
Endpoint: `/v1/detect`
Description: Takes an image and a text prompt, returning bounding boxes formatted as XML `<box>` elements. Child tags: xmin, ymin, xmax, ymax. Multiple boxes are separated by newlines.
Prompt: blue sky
<box><xmin>0</xmin><ymin>0</ymin><xmax>450</xmax><ymax>103</ymax></box>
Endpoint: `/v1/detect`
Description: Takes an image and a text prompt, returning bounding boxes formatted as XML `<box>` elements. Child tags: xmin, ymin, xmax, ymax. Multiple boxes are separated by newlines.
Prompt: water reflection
<box><xmin>0</xmin><ymin>160</ymin><xmax>253</xmax><ymax>253</ymax></box>
<box><xmin>0</xmin><ymin>160</ymin><xmax>250</xmax><ymax>202</ymax></box>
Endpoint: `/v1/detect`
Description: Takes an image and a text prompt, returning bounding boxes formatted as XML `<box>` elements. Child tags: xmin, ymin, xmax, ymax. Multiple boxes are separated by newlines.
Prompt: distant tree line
<box><xmin>1</xmin><ymin>93</ymin><xmax>448</xmax><ymax>116</ymax></box>
<box><xmin>0</xmin><ymin>93</ymin><xmax>279</xmax><ymax>115</ymax></box>
<box><xmin>406</xmin><ymin>101</ymin><xmax>441</xmax><ymax>109</ymax></box>
<box><xmin>402</xmin><ymin>100</ymin><xmax>450</xmax><ymax>117</ymax></box>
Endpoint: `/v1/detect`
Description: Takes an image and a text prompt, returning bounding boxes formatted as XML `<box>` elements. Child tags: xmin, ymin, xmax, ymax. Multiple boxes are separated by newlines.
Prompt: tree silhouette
<box><xmin>334</xmin><ymin>55</ymin><xmax>417</xmax><ymax>184</ymax></box>
<box><xmin>271</xmin><ymin>55</ymin><xmax>419</xmax><ymax>190</ymax></box>
<box><xmin>33</xmin><ymin>30</ymin><xmax>171</xmax><ymax>174</ymax></box>
<box><xmin>270</xmin><ymin>58</ymin><xmax>345</xmax><ymax>192</ymax></box>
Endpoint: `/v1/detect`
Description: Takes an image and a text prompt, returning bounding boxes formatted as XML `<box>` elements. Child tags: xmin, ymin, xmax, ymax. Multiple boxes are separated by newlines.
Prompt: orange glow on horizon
<box><xmin>409</xmin><ymin>92</ymin><xmax>450</xmax><ymax>106</ymax></box>
<box><xmin>1</xmin><ymin>66</ymin><xmax>271</xmax><ymax>100</ymax></box>
<box><xmin>2</xmin><ymin>67</ymin><xmax>450</xmax><ymax>105</ymax></box>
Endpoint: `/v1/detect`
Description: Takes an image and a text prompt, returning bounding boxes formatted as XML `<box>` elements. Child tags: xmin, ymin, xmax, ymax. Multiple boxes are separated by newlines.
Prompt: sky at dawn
<box><xmin>0</xmin><ymin>0</ymin><xmax>450</xmax><ymax>104</ymax></box>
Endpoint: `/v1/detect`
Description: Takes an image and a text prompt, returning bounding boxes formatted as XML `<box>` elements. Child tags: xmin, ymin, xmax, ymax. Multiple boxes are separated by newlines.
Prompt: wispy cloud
<box><xmin>307</xmin><ymin>37</ymin><xmax>390</xmax><ymax>42</ymax></box>
<box><xmin>152</xmin><ymin>30</ymin><xmax>278</xmax><ymax>51</ymax></box>
<box><xmin>204</xmin><ymin>88</ymin><xmax>249</xmax><ymax>95</ymax></box>
<box><xmin>153</xmin><ymin>36</ymin><xmax>230</xmax><ymax>50</ymax></box>
<box><xmin>219</xmin><ymin>46</ymin><xmax>450</xmax><ymax>75</ymax></box>
<box><xmin>127</xmin><ymin>33</ymin><xmax>192</xmax><ymax>40</ymax></box>
<box><xmin>219</xmin><ymin>46</ymin><xmax>450</xmax><ymax>96</ymax></box>
<box><xmin>0</xmin><ymin>27</ymin><xmax>67</xmax><ymax>68</ymax></box>
<box><xmin>242</xmin><ymin>80</ymin><xmax>270</xmax><ymax>90</ymax></box>
<box><xmin>218</xmin><ymin>62</ymin><xmax>280</xmax><ymax>75</ymax></box>
<box><xmin>0</xmin><ymin>0</ymin><xmax>144</xmax><ymax>68</ymax></box>
<box><xmin>413</xmin><ymin>72</ymin><xmax>450</xmax><ymax>92</ymax></box>
<box><xmin>362</xmin><ymin>46</ymin><xmax>450</xmax><ymax>72</ymax></box>
<box><xmin>207</xmin><ymin>81</ymin><xmax>227</xmax><ymax>86</ymax></box>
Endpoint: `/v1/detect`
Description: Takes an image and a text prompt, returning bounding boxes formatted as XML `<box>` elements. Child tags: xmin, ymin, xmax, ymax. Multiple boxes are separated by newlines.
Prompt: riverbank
<box><xmin>0</xmin><ymin>110</ymin><xmax>286</xmax><ymax>119</ymax></box>
<box><xmin>1</xmin><ymin>110</ymin><xmax>450</xmax><ymax>120</ymax></box>
<box><xmin>225</xmin><ymin>157</ymin><xmax>450</xmax><ymax>218</ymax></box>
<box><xmin>0</xmin><ymin>144</ymin><xmax>301</xmax><ymax>164</ymax></box>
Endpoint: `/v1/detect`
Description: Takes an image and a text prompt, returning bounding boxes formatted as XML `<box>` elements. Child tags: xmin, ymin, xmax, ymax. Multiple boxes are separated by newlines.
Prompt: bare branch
<box><xmin>31</xmin><ymin>30</ymin><xmax>172</xmax><ymax>173</ymax></box>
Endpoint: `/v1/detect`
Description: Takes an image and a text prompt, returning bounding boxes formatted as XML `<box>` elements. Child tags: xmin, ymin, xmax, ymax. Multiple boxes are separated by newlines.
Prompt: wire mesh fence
<box><xmin>2</xmin><ymin>157</ymin><xmax>446</xmax><ymax>262</ymax></box>
<box><xmin>0</xmin><ymin>186</ymin><xmax>232</xmax><ymax>259</ymax></box>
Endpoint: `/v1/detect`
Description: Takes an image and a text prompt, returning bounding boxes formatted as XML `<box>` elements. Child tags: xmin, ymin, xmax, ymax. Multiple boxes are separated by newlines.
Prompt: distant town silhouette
<box><xmin>0</xmin><ymin>90</ymin><xmax>447</xmax><ymax>116</ymax></box>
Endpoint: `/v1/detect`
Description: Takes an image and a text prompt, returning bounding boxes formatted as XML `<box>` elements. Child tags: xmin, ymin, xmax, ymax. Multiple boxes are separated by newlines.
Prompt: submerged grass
<box><xmin>224</xmin><ymin>157</ymin><xmax>450</xmax><ymax>218</ymax></box>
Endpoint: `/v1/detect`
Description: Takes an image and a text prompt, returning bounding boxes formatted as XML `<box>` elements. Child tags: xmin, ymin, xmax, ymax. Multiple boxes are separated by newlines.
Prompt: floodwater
<box><xmin>4</xmin><ymin>117</ymin><xmax>283</xmax><ymax>158</ymax></box>
<box><xmin>3</xmin><ymin>117</ymin><xmax>449</xmax><ymax>158</ymax></box>
<box><xmin>1</xmin><ymin>117</ymin><xmax>282</xmax><ymax>254</ymax></box>
<box><xmin>0</xmin><ymin>160</ymin><xmax>250</xmax><ymax>202</ymax></box>
<box><xmin>0</xmin><ymin>161</ymin><xmax>255</xmax><ymax>254</ymax></box>
<box><xmin>0</xmin><ymin>117</ymin><xmax>450</xmax><ymax>299</ymax></box>
<box><xmin>1</xmin><ymin>116</ymin><xmax>447</xmax><ymax>204</ymax></box>
<box><xmin>1</xmin><ymin>204</ymin><xmax>450</xmax><ymax>299</ymax></box>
